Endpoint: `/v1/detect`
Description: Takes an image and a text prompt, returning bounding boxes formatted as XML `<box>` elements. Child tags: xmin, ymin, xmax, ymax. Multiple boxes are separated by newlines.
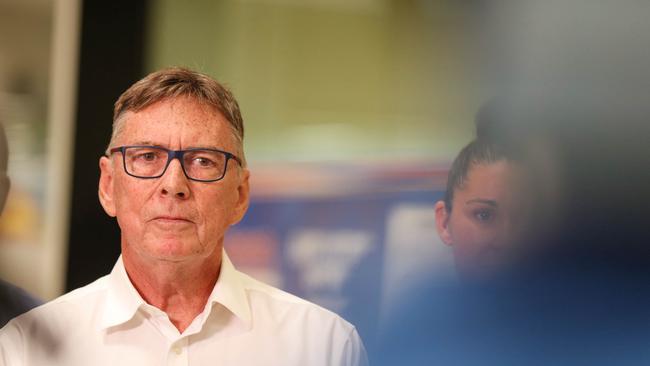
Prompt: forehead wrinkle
<box><xmin>116</xmin><ymin>98</ymin><xmax>240</xmax><ymax>160</ymax></box>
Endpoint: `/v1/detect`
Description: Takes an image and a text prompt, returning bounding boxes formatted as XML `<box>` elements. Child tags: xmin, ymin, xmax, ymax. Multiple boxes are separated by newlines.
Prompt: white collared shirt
<box><xmin>0</xmin><ymin>251</ymin><xmax>367</xmax><ymax>366</ymax></box>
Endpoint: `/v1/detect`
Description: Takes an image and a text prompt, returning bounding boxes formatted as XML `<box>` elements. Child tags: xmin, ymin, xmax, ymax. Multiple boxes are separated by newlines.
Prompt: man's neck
<box><xmin>122</xmin><ymin>249</ymin><xmax>222</xmax><ymax>333</ymax></box>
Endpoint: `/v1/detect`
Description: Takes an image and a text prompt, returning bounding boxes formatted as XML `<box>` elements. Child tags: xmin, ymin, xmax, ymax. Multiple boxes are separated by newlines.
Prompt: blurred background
<box><xmin>1</xmin><ymin>0</ymin><xmax>650</xmax><ymax>358</ymax></box>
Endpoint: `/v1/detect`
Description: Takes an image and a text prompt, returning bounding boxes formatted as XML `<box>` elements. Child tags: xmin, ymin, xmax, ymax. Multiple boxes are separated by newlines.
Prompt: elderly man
<box><xmin>0</xmin><ymin>68</ymin><xmax>367</xmax><ymax>365</ymax></box>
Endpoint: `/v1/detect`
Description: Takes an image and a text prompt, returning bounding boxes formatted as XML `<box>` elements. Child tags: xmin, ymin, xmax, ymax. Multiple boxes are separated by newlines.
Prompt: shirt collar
<box><xmin>99</xmin><ymin>250</ymin><xmax>251</xmax><ymax>330</ymax></box>
<box><xmin>99</xmin><ymin>255</ymin><xmax>145</xmax><ymax>330</ymax></box>
<box><xmin>205</xmin><ymin>251</ymin><xmax>252</xmax><ymax>329</ymax></box>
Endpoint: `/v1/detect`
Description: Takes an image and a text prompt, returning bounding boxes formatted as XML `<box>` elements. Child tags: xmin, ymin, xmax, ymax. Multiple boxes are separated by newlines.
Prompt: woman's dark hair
<box><xmin>443</xmin><ymin>139</ymin><xmax>512</xmax><ymax>212</ymax></box>
<box><xmin>443</xmin><ymin>102</ymin><xmax>518</xmax><ymax>212</ymax></box>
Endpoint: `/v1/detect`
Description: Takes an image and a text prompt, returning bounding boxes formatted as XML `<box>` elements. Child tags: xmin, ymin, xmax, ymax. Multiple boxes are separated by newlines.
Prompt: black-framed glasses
<box><xmin>108</xmin><ymin>145</ymin><xmax>242</xmax><ymax>182</ymax></box>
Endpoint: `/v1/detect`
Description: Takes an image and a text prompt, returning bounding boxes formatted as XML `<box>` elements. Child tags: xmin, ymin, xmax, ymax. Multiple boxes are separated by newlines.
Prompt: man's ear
<box><xmin>229</xmin><ymin>168</ymin><xmax>250</xmax><ymax>226</ymax></box>
<box><xmin>435</xmin><ymin>200</ymin><xmax>453</xmax><ymax>246</ymax></box>
<box><xmin>0</xmin><ymin>175</ymin><xmax>10</xmax><ymax>214</ymax></box>
<box><xmin>98</xmin><ymin>156</ymin><xmax>117</xmax><ymax>217</ymax></box>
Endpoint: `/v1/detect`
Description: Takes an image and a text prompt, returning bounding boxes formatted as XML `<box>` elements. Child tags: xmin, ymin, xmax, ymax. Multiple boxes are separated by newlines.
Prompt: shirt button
<box><xmin>172</xmin><ymin>346</ymin><xmax>182</xmax><ymax>355</ymax></box>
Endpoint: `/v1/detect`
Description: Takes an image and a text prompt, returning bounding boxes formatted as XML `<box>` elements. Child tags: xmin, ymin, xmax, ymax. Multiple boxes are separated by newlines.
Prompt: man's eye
<box><xmin>135</xmin><ymin>152</ymin><xmax>159</xmax><ymax>161</ymax></box>
<box><xmin>193</xmin><ymin>157</ymin><xmax>216</xmax><ymax>167</ymax></box>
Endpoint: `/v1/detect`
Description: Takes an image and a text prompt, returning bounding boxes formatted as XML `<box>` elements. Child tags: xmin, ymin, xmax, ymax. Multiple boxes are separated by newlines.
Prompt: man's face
<box><xmin>98</xmin><ymin>97</ymin><xmax>249</xmax><ymax>264</ymax></box>
<box><xmin>435</xmin><ymin>161</ymin><xmax>528</xmax><ymax>279</ymax></box>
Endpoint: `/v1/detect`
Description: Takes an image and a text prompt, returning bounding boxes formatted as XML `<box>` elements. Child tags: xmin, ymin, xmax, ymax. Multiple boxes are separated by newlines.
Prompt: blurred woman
<box><xmin>434</xmin><ymin>137</ymin><xmax>529</xmax><ymax>279</ymax></box>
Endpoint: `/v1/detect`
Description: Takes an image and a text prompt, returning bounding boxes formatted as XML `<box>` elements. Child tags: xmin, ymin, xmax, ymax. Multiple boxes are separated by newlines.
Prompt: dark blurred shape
<box><xmin>0</xmin><ymin>123</ymin><xmax>41</xmax><ymax>326</ymax></box>
<box><xmin>374</xmin><ymin>95</ymin><xmax>650</xmax><ymax>365</ymax></box>
<box><xmin>0</xmin><ymin>279</ymin><xmax>41</xmax><ymax>327</ymax></box>
<box><xmin>492</xmin><ymin>97</ymin><xmax>650</xmax><ymax>274</ymax></box>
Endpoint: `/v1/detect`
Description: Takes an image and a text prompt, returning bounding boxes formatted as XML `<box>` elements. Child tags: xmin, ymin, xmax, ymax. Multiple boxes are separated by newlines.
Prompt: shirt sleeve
<box><xmin>339</xmin><ymin>327</ymin><xmax>369</xmax><ymax>366</ymax></box>
<box><xmin>0</xmin><ymin>321</ymin><xmax>25</xmax><ymax>366</ymax></box>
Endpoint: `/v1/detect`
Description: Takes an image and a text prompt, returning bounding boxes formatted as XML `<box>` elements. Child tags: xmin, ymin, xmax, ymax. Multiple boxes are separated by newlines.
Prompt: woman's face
<box><xmin>435</xmin><ymin>160</ymin><xmax>529</xmax><ymax>279</ymax></box>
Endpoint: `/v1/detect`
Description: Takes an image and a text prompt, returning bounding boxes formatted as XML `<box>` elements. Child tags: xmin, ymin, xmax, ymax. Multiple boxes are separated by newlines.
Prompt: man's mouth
<box><xmin>151</xmin><ymin>216</ymin><xmax>193</xmax><ymax>224</ymax></box>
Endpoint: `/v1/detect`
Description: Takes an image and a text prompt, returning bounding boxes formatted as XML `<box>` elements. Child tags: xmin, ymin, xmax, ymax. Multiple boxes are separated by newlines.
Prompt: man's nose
<box><xmin>159</xmin><ymin>158</ymin><xmax>190</xmax><ymax>199</ymax></box>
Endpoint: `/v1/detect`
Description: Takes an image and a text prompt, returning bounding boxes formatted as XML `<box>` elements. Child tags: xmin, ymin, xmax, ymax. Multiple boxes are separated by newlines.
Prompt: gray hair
<box><xmin>108</xmin><ymin>67</ymin><xmax>246</xmax><ymax>165</ymax></box>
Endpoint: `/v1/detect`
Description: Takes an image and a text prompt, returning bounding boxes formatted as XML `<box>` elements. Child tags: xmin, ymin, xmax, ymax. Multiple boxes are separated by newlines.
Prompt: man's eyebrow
<box><xmin>465</xmin><ymin>198</ymin><xmax>498</xmax><ymax>207</ymax></box>
<box><xmin>127</xmin><ymin>142</ymin><xmax>225</xmax><ymax>150</ymax></box>
<box><xmin>129</xmin><ymin>140</ymin><xmax>157</xmax><ymax>146</ymax></box>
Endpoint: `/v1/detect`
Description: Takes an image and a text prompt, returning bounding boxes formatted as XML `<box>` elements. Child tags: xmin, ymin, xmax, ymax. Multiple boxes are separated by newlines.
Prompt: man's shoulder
<box><xmin>2</xmin><ymin>275</ymin><xmax>110</xmax><ymax>331</ymax></box>
<box><xmin>237</xmin><ymin>271</ymin><xmax>357</xmax><ymax>332</ymax></box>
<box><xmin>235</xmin><ymin>272</ymin><xmax>368</xmax><ymax>365</ymax></box>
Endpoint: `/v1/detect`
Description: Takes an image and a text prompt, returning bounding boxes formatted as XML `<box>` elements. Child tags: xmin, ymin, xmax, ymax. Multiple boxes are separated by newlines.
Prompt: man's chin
<box><xmin>138</xmin><ymin>241</ymin><xmax>199</xmax><ymax>262</ymax></box>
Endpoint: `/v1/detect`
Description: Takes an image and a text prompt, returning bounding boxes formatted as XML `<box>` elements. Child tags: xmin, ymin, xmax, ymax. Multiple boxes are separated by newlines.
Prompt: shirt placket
<box><xmin>167</xmin><ymin>336</ymin><xmax>189</xmax><ymax>366</ymax></box>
